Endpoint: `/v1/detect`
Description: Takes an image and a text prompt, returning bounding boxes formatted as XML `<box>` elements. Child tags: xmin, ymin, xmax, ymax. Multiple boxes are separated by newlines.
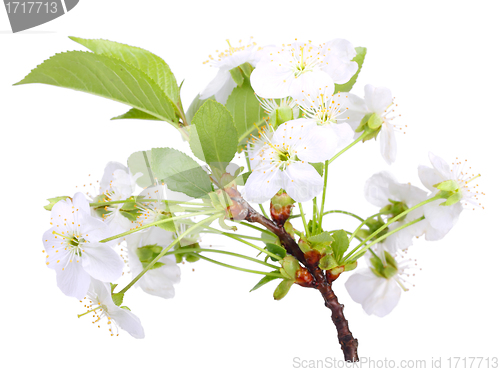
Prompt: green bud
<box><xmin>370</xmin><ymin>250</ymin><xmax>398</xmax><ymax>279</ymax></box>
<box><xmin>368</xmin><ymin>113</ymin><xmax>383</xmax><ymax>130</ymax></box>
<box><xmin>329</xmin><ymin>265</ymin><xmax>345</xmax><ymax>276</ymax></box>
<box><xmin>273</xmin><ymin>279</ymin><xmax>294</xmax><ymax>300</ymax></box>
<box><xmin>344</xmin><ymin>261</ymin><xmax>358</xmax><ymax>272</ymax></box>
<box><xmin>355</xmin><ymin>113</ymin><xmax>372</xmax><ymax>133</ymax></box>
<box><xmin>434</xmin><ymin>179</ymin><xmax>460</xmax><ymax>192</ymax></box>
<box><xmin>281</xmin><ymin>255</ymin><xmax>300</xmax><ymax>279</ymax></box>
<box><xmin>381</xmin><ymin>200</ymin><xmax>408</xmax><ymax>218</ymax></box>
<box><xmin>298</xmin><ymin>237</ymin><xmax>312</xmax><ymax>253</ymax></box>
<box><xmin>270</xmin><ymin>106</ymin><xmax>294</xmax><ymax>128</ymax></box>
<box><xmin>44</xmin><ymin>196</ymin><xmax>70</xmax><ymax>211</ymax></box>
<box><xmin>284</xmin><ymin>221</ymin><xmax>294</xmax><ymax>238</ymax></box>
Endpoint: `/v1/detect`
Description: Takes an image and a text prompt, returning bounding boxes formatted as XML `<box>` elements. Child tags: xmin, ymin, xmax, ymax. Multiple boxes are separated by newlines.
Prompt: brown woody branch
<box><xmin>231</xmin><ymin>195</ymin><xmax>359</xmax><ymax>362</ymax></box>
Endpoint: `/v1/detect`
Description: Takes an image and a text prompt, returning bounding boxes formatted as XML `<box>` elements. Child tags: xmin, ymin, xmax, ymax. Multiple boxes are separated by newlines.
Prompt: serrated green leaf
<box><xmin>334</xmin><ymin>47</ymin><xmax>367</xmax><ymax>93</ymax></box>
<box><xmin>308</xmin><ymin>232</ymin><xmax>334</xmax><ymax>244</ymax></box>
<box><xmin>111</xmin><ymin>108</ymin><xmax>160</xmax><ymax>121</ymax></box>
<box><xmin>15</xmin><ymin>51</ymin><xmax>177</xmax><ymax>124</ymax></box>
<box><xmin>250</xmin><ymin>270</ymin><xmax>280</xmax><ymax>292</ymax></box>
<box><xmin>69</xmin><ymin>37</ymin><xmax>181</xmax><ymax>110</ymax></box>
<box><xmin>44</xmin><ymin>196</ymin><xmax>70</xmax><ymax>211</ymax></box>
<box><xmin>225</xmin><ymin>78</ymin><xmax>266</xmax><ymax>147</ymax></box>
<box><xmin>128</xmin><ymin>150</ymin><xmax>154</xmax><ymax>188</ymax></box>
<box><xmin>331</xmin><ymin>230</ymin><xmax>349</xmax><ymax>262</ymax></box>
<box><xmin>190</xmin><ymin>100</ymin><xmax>238</xmax><ymax>166</ymax></box>
<box><xmin>265</xmin><ymin>243</ymin><xmax>287</xmax><ymax>261</ymax></box>
<box><xmin>186</xmin><ymin>94</ymin><xmax>213</xmax><ymax>125</ymax></box>
<box><xmin>151</xmin><ymin>147</ymin><xmax>212</xmax><ymax>198</ymax></box>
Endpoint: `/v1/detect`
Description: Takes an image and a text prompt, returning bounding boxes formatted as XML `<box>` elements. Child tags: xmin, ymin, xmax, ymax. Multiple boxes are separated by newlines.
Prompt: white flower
<box><xmin>342</xmin><ymin>84</ymin><xmax>402</xmax><ymax>164</ymax></box>
<box><xmin>94</xmin><ymin>162</ymin><xmax>141</xmax><ymax>235</ymax></box>
<box><xmin>294</xmin><ymin>84</ymin><xmax>355</xmax><ymax>157</ymax></box>
<box><xmin>250</xmin><ymin>39</ymin><xmax>358</xmax><ymax>99</ymax></box>
<box><xmin>200</xmin><ymin>38</ymin><xmax>261</xmax><ymax>104</ymax></box>
<box><xmin>134</xmin><ymin>184</ymin><xmax>189</xmax><ymax>229</ymax></box>
<box><xmin>416</xmin><ymin>152</ymin><xmax>482</xmax><ymax>239</ymax></box>
<box><xmin>43</xmin><ymin>193</ymin><xmax>124</xmax><ymax>299</ymax></box>
<box><xmin>245</xmin><ymin>120</ymin><xmax>331</xmax><ymax>203</ymax></box>
<box><xmin>364</xmin><ymin>171</ymin><xmax>428</xmax><ymax>252</ymax></box>
<box><xmin>126</xmin><ymin>227</ymin><xmax>181</xmax><ymax>299</ymax></box>
<box><xmin>83</xmin><ymin>278</ymin><xmax>145</xmax><ymax>338</ymax></box>
<box><xmin>345</xmin><ymin>248</ymin><xmax>415</xmax><ymax>317</ymax></box>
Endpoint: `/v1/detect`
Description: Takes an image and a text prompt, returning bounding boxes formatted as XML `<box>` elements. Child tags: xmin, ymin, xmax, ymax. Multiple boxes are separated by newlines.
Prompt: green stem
<box><xmin>322</xmin><ymin>210</ymin><xmax>365</xmax><ymax>222</ymax></box>
<box><xmin>119</xmin><ymin>214</ymin><xmax>221</xmax><ymax>294</ymax></box>
<box><xmin>217</xmin><ymin>231</ymin><xmax>283</xmax><ymax>261</ymax></box>
<box><xmin>349</xmin><ymin>216</ymin><xmax>425</xmax><ymax>261</ymax></box>
<box><xmin>345</xmin><ymin>195</ymin><xmax>442</xmax><ymax>260</ymax></box>
<box><xmin>298</xmin><ymin>202</ymin><xmax>309</xmax><ymax>237</ymax></box>
<box><xmin>312</xmin><ymin>197</ymin><xmax>318</xmax><ymax>234</ymax></box>
<box><xmin>348</xmin><ymin>212</ymin><xmax>384</xmax><ymax>243</ymax></box>
<box><xmin>192</xmin><ymin>253</ymin><xmax>285</xmax><ymax>278</ymax></box>
<box><xmin>164</xmin><ymin>247</ymin><xmax>280</xmax><ymax>269</ymax></box>
<box><xmin>233</xmin><ymin>221</ymin><xmax>275</xmax><ymax>236</ymax></box>
<box><xmin>318</xmin><ymin>161</ymin><xmax>329</xmax><ymax>231</ymax></box>
<box><xmin>90</xmin><ymin>198</ymin><xmax>211</xmax><ymax>208</ymax></box>
<box><xmin>327</xmin><ymin>132</ymin><xmax>368</xmax><ymax>165</ymax></box>
<box><xmin>100</xmin><ymin>209</ymin><xmax>218</xmax><ymax>243</ymax></box>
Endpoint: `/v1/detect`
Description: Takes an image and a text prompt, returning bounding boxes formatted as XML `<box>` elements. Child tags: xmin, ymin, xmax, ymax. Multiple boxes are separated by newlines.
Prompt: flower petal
<box><xmin>108</xmin><ymin>307</ymin><xmax>145</xmax><ymax>339</ymax></box>
<box><xmin>364</xmin><ymin>84</ymin><xmax>393</xmax><ymax>114</ymax></box>
<box><xmin>81</xmin><ymin>242</ymin><xmax>124</xmax><ymax>282</ymax></box>
<box><xmin>244</xmin><ymin>163</ymin><xmax>283</xmax><ymax>203</ymax></box>
<box><xmin>364</xmin><ymin>171</ymin><xmax>397</xmax><ymax>207</ymax></box>
<box><xmin>379</xmin><ymin>124</ymin><xmax>397</xmax><ymax>165</ymax></box>
<box><xmin>55</xmin><ymin>262</ymin><xmax>91</xmax><ymax>299</ymax></box>
<box><xmin>283</xmin><ymin>162</ymin><xmax>323</xmax><ymax>202</ymax></box>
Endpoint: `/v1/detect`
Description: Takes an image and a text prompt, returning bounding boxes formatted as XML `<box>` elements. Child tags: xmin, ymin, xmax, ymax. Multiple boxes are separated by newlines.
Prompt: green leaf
<box><xmin>250</xmin><ymin>271</ymin><xmax>280</xmax><ymax>292</ymax></box>
<box><xmin>319</xmin><ymin>254</ymin><xmax>339</xmax><ymax>271</ymax></box>
<box><xmin>308</xmin><ymin>232</ymin><xmax>334</xmax><ymax>244</ymax></box>
<box><xmin>443</xmin><ymin>191</ymin><xmax>462</xmax><ymax>206</ymax></box>
<box><xmin>15</xmin><ymin>51</ymin><xmax>177</xmax><ymax>124</ymax></box>
<box><xmin>225</xmin><ymin>78</ymin><xmax>266</xmax><ymax>147</ymax></box>
<box><xmin>151</xmin><ymin>147</ymin><xmax>212</xmax><ymax>198</ymax></box>
<box><xmin>44</xmin><ymin>196</ymin><xmax>70</xmax><ymax>211</ymax></box>
<box><xmin>127</xmin><ymin>150</ymin><xmax>155</xmax><ymax>188</ymax></box>
<box><xmin>265</xmin><ymin>243</ymin><xmax>287</xmax><ymax>261</ymax></box>
<box><xmin>190</xmin><ymin>100</ymin><xmax>238</xmax><ymax>165</ymax></box>
<box><xmin>186</xmin><ymin>94</ymin><xmax>212</xmax><ymax>125</ymax></box>
<box><xmin>229</xmin><ymin>66</ymin><xmax>245</xmax><ymax>87</ymax></box>
<box><xmin>112</xmin><ymin>292</ymin><xmax>124</xmax><ymax>306</ymax></box>
<box><xmin>273</xmin><ymin>279</ymin><xmax>294</xmax><ymax>300</ymax></box>
<box><xmin>331</xmin><ymin>230</ymin><xmax>349</xmax><ymax>262</ymax></box>
<box><xmin>69</xmin><ymin>37</ymin><xmax>181</xmax><ymax>111</ymax></box>
<box><xmin>334</xmin><ymin>47</ymin><xmax>367</xmax><ymax>93</ymax></box>
<box><xmin>240</xmin><ymin>62</ymin><xmax>253</xmax><ymax>77</ymax></box>
<box><xmin>111</xmin><ymin>108</ymin><xmax>160</xmax><ymax>121</ymax></box>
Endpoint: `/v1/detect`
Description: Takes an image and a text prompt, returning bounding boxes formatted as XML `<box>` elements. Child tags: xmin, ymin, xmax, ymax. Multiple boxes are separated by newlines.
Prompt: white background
<box><xmin>1</xmin><ymin>1</ymin><xmax>499</xmax><ymax>371</ymax></box>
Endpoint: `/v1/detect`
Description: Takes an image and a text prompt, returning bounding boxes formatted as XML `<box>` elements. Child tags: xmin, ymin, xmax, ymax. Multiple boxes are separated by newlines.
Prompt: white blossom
<box><xmin>342</xmin><ymin>84</ymin><xmax>402</xmax><ymax>164</ymax></box>
<box><xmin>245</xmin><ymin>120</ymin><xmax>331</xmax><ymax>203</ymax></box>
<box><xmin>250</xmin><ymin>39</ymin><xmax>357</xmax><ymax>99</ymax></box>
<box><xmin>83</xmin><ymin>278</ymin><xmax>145</xmax><ymax>338</ymax></box>
<box><xmin>200</xmin><ymin>38</ymin><xmax>261</xmax><ymax>104</ymax></box>
<box><xmin>126</xmin><ymin>227</ymin><xmax>181</xmax><ymax>299</ymax></box>
<box><xmin>43</xmin><ymin>193</ymin><xmax>124</xmax><ymax>299</ymax></box>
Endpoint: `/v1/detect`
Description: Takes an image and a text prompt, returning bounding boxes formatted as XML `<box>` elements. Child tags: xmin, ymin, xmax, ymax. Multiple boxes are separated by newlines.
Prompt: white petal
<box><xmin>214</xmin><ymin>76</ymin><xmax>237</xmax><ymax>105</ymax></box>
<box><xmin>99</xmin><ymin>162</ymin><xmax>129</xmax><ymax>195</ymax></box>
<box><xmin>244</xmin><ymin>163</ymin><xmax>283</xmax><ymax>203</ymax></box>
<box><xmin>283</xmin><ymin>162</ymin><xmax>323</xmax><ymax>202</ymax></box>
<box><xmin>418</xmin><ymin>165</ymin><xmax>444</xmax><ymax>192</ymax></box>
<box><xmin>250</xmin><ymin>63</ymin><xmax>294</xmax><ymax>99</ymax></box>
<box><xmin>383</xmin><ymin>222</ymin><xmax>414</xmax><ymax>253</ymax></box>
<box><xmin>379</xmin><ymin>124</ymin><xmax>397</xmax><ymax>165</ymax></box>
<box><xmin>108</xmin><ymin>307</ymin><xmax>145</xmax><ymax>339</ymax></box>
<box><xmin>364</xmin><ymin>84</ymin><xmax>393</xmax><ymax>114</ymax></box>
<box><xmin>200</xmin><ymin>69</ymin><xmax>230</xmax><ymax>100</ymax></box>
<box><xmin>55</xmin><ymin>262</ymin><xmax>91</xmax><ymax>299</ymax></box>
<box><xmin>289</xmin><ymin>71</ymin><xmax>334</xmax><ymax>100</ymax></box>
<box><xmin>428</xmin><ymin>152</ymin><xmax>452</xmax><ymax>179</ymax></box>
<box><xmin>78</xmin><ymin>212</ymin><xmax>111</xmax><ymax>241</ymax></box>
<box><xmin>364</xmin><ymin>171</ymin><xmax>397</xmax><ymax>207</ymax></box>
<box><xmin>81</xmin><ymin>243</ymin><xmax>124</xmax><ymax>282</ymax></box>
<box><xmin>423</xmin><ymin>199</ymin><xmax>463</xmax><ymax>233</ymax></box>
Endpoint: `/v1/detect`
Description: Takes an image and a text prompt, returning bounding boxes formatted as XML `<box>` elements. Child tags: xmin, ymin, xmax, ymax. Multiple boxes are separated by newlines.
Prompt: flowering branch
<box><xmin>230</xmin><ymin>194</ymin><xmax>359</xmax><ymax>362</ymax></box>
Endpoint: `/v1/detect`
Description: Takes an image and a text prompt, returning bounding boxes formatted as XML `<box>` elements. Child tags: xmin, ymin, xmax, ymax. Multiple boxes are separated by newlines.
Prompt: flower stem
<box><xmin>349</xmin><ymin>216</ymin><xmax>426</xmax><ymax>262</ymax></box>
<box><xmin>345</xmin><ymin>195</ymin><xmax>442</xmax><ymax>260</ymax></box>
<box><xmin>90</xmin><ymin>198</ymin><xmax>210</xmax><ymax>208</ymax></box>
<box><xmin>348</xmin><ymin>212</ymin><xmax>384</xmax><ymax>243</ymax></box>
<box><xmin>298</xmin><ymin>202</ymin><xmax>309</xmax><ymax>237</ymax></box>
<box><xmin>322</xmin><ymin>210</ymin><xmax>365</xmax><ymax>223</ymax></box>
<box><xmin>191</xmin><ymin>253</ymin><xmax>285</xmax><ymax>278</ymax></box>
<box><xmin>327</xmin><ymin>132</ymin><xmax>368</xmax><ymax>165</ymax></box>
<box><xmin>318</xmin><ymin>160</ymin><xmax>329</xmax><ymax>231</ymax></box>
<box><xmin>119</xmin><ymin>214</ymin><xmax>222</xmax><ymax>294</ymax></box>
<box><xmin>99</xmin><ymin>209</ymin><xmax>218</xmax><ymax>243</ymax></box>
<box><xmin>164</xmin><ymin>247</ymin><xmax>280</xmax><ymax>269</ymax></box>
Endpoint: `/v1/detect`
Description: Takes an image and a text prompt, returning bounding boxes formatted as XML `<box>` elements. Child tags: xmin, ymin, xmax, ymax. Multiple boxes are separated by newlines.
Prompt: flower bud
<box><xmin>326</xmin><ymin>266</ymin><xmax>345</xmax><ymax>283</ymax></box>
<box><xmin>270</xmin><ymin>190</ymin><xmax>295</xmax><ymax>226</ymax></box>
<box><xmin>295</xmin><ymin>267</ymin><xmax>314</xmax><ymax>287</ymax></box>
<box><xmin>304</xmin><ymin>249</ymin><xmax>321</xmax><ymax>265</ymax></box>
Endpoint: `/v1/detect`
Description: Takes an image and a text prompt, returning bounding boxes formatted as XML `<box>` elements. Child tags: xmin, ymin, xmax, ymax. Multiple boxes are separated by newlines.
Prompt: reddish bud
<box><xmin>304</xmin><ymin>250</ymin><xmax>322</xmax><ymax>266</ymax></box>
<box><xmin>326</xmin><ymin>266</ymin><xmax>345</xmax><ymax>283</ymax></box>
<box><xmin>295</xmin><ymin>267</ymin><xmax>314</xmax><ymax>287</ymax></box>
<box><xmin>270</xmin><ymin>190</ymin><xmax>294</xmax><ymax>226</ymax></box>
